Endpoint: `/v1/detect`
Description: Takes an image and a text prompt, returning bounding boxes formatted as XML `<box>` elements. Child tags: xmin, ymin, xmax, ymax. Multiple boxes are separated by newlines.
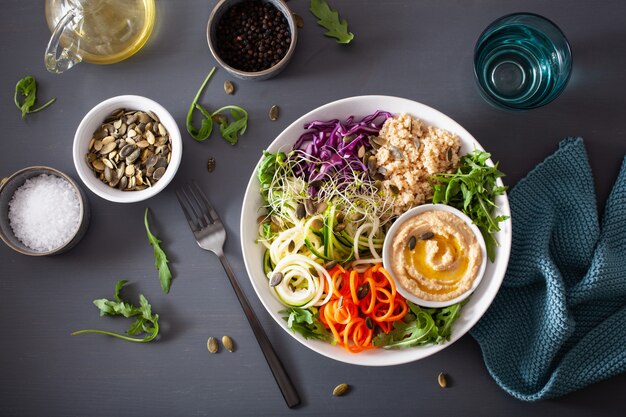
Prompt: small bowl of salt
<box><xmin>0</xmin><ymin>166</ymin><xmax>89</xmax><ymax>256</ymax></box>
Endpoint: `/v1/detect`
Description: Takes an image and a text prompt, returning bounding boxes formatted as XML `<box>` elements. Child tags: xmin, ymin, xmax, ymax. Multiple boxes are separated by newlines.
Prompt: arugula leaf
<box><xmin>213</xmin><ymin>105</ymin><xmax>249</xmax><ymax>145</ymax></box>
<box><xmin>372</xmin><ymin>301</ymin><xmax>463</xmax><ymax>349</ymax></box>
<box><xmin>257</xmin><ymin>150</ymin><xmax>286</xmax><ymax>205</ymax></box>
<box><xmin>431</xmin><ymin>149</ymin><xmax>509</xmax><ymax>262</ymax></box>
<box><xmin>14</xmin><ymin>76</ymin><xmax>56</xmax><ymax>119</ymax></box>
<box><xmin>71</xmin><ymin>280</ymin><xmax>160</xmax><ymax>343</ymax></box>
<box><xmin>144</xmin><ymin>208</ymin><xmax>172</xmax><ymax>294</ymax></box>
<box><xmin>186</xmin><ymin>67</ymin><xmax>249</xmax><ymax>145</ymax></box>
<box><xmin>310</xmin><ymin>0</ymin><xmax>354</xmax><ymax>44</ymax></box>
<box><xmin>187</xmin><ymin>67</ymin><xmax>217</xmax><ymax>141</ymax></box>
<box><xmin>280</xmin><ymin>307</ymin><xmax>334</xmax><ymax>342</ymax></box>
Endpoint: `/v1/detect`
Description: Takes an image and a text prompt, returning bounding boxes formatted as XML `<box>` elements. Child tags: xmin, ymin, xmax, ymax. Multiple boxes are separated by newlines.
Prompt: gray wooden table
<box><xmin>1</xmin><ymin>1</ymin><xmax>625</xmax><ymax>416</ymax></box>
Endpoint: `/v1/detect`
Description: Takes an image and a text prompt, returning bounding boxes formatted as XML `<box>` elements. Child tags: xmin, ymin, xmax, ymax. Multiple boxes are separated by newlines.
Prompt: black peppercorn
<box><xmin>215</xmin><ymin>0</ymin><xmax>291</xmax><ymax>72</ymax></box>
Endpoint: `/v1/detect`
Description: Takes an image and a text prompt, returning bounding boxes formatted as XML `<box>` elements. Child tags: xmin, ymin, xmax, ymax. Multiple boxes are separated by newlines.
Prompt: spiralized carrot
<box><xmin>319</xmin><ymin>263</ymin><xmax>408</xmax><ymax>353</ymax></box>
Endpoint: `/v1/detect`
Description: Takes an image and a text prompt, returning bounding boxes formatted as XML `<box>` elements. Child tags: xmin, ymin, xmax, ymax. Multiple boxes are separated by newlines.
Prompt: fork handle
<box><xmin>217</xmin><ymin>253</ymin><xmax>301</xmax><ymax>408</ymax></box>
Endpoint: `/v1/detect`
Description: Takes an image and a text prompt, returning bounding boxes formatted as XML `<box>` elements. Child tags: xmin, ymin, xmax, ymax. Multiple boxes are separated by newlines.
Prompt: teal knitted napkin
<box><xmin>470</xmin><ymin>137</ymin><xmax>626</xmax><ymax>401</ymax></box>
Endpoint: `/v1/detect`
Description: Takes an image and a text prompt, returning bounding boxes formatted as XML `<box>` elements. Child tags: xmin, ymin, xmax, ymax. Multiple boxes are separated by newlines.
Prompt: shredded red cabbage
<box><xmin>291</xmin><ymin>111</ymin><xmax>393</xmax><ymax>195</ymax></box>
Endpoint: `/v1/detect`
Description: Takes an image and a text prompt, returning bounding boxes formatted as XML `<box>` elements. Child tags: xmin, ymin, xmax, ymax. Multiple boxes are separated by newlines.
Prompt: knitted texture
<box><xmin>470</xmin><ymin>138</ymin><xmax>626</xmax><ymax>401</ymax></box>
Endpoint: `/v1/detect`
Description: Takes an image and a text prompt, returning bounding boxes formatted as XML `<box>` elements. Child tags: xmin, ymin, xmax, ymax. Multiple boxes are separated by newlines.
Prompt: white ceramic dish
<box><xmin>240</xmin><ymin>95</ymin><xmax>512</xmax><ymax>366</ymax></box>
<box><xmin>73</xmin><ymin>95</ymin><xmax>182</xmax><ymax>203</ymax></box>
<box><xmin>382</xmin><ymin>204</ymin><xmax>488</xmax><ymax>308</ymax></box>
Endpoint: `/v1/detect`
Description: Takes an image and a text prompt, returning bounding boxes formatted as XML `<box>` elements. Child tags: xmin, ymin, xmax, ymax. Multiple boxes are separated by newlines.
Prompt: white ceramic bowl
<box><xmin>382</xmin><ymin>204</ymin><xmax>488</xmax><ymax>308</ymax></box>
<box><xmin>240</xmin><ymin>95</ymin><xmax>512</xmax><ymax>366</ymax></box>
<box><xmin>73</xmin><ymin>95</ymin><xmax>182</xmax><ymax>203</ymax></box>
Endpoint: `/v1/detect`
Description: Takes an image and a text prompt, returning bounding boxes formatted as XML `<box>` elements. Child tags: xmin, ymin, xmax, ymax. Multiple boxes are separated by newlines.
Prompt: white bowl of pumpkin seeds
<box><xmin>73</xmin><ymin>95</ymin><xmax>182</xmax><ymax>203</ymax></box>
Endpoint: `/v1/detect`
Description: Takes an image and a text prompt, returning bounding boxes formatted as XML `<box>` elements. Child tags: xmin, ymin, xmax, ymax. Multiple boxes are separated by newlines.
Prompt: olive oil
<box><xmin>45</xmin><ymin>0</ymin><xmax>155</xmax><ymax>65</ymax></box>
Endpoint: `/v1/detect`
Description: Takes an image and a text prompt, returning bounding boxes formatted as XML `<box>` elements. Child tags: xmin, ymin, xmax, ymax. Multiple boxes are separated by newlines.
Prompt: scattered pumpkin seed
<box><xmin>224</xmin><ymin>80</ymin><xmax>235</xmax><ymax>95</ymax></box>
<box><xmin>413</xmin><ymin>137</ymin><xmax>421</xmax><ymax>149</ymax></box>
<box><xmin>343</xmin><ymin>134</ymin><xmax>356</xmax><ymax>144</ymax></box>
<box><xmin>389</xmin><ymin>184</ymin><xmax>400</xmax><ymax>194</ymax></box>
<box><xmin>294</xmin><ymin>13</ymin><xmax>304</xmax><ymax>28</ymax></box>
<box><xmin>222</xmin><ymin>335</ymin><xmax>234</xmax><ymax>352</ymax></box>
<box><xmin>389</xmin><ymin>145</ymin><xmax>404</xmax><ymax>160</ymax></box>
<box><xmin>332</xmin><ymin>383</ymin><xmax>349</xmax><ymax>397</ymax></box>
<box><xmin>296</xmin><ymin>203</ymin><xmax>306</xmax><ymax>219</ymax></box>
<box><xmin>207</xmin><ymin>337</ymin><xmax>219</xmax><ymax>353</ymax></box>
<box><xmin>447</xmin><ymin>148</ymin><xmax>453</xmax><ymax>161</ymax></box>
<box><xmin>365</xmin><ymin>316</ymin><xmax>374</xmax><ymax>330</ymax></box>
<box><xmin>207</xmin><ymin>156</ymin><xmax>216</xmax><ymax>173</ymax></box>
<box><xmin>438</xmin><ymin>372</ymin><xmax>447</xmax><ymax>388</ymax></box>
<box><xmin>325</xmin><ymin>260</ymin><xmax>338</xmax><ymax>270</ymax></box>
<box><xmin>357</xmin><ymin>145</ymin><xmax>366</xmax><ymax>159</ymax></box>
<box><xmin>357</xmin><ymin>283</ymin><xmax>370</xmax><ymax>300</ymax></box>
<box><xmin>270</xmin><ymin>272</ymin><xmax>284</xmax><ymax>287</ymax></box>
<box><xmin>408</xmin><ymin>235</ymin><xmax>417</xmax><ymax>250</ymax></box>
<box><xmin>269</xmin><ymin>105</ymin><xmax>279</xmax><ymax>121</ymax></box>
<box><xmin>420</xmin><ymin>231</ymin><xmax>435</xmax><ymax>240</ymax></box>
<box><xmin>288</xmin><ymin>240</ymin><xmax>295</xmax><ymax>251</ymax></box>
<box><xmin>367</xmin><ymin>155</ymin><xmax>377</xmax><ymax>173</ymax></box>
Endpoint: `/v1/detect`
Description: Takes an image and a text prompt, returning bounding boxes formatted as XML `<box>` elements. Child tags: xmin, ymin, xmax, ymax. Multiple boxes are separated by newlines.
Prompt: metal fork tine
<box><xmin>192</xmin><ymin>180</ymin><xmax>221</xmax><ymax>224</ymax></box>
<box><xmin>187</xmin><ymin>182</ymin><xmax>214</xmax><ymax>226</ymax></box>
<box><xmin>181</xmin><ymin>186</ymin><xmax>209</xmax><ymax>229</ymax></box>
<box><xmin>176</xmin><ymin>190</ymin><xmax>200</xmax><ymax>232</ymax></box>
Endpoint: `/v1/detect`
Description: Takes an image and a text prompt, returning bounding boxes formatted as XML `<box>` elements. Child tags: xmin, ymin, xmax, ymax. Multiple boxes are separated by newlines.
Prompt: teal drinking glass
<box><xmin>474</xmin><ymin>13</ymin><xmax>572</xmax><ymax>111</ymax></box>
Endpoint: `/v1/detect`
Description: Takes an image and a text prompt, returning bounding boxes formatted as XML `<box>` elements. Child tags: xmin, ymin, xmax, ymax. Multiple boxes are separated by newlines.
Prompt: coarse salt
<box><xmin>8</xmin><ymin>174</ymin><xmax>81</xmax><ymax>252</ymax></box>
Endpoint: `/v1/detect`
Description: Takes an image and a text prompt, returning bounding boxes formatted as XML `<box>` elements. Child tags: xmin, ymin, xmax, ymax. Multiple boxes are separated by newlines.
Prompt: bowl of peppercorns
<box><xmin>207</xmin><ymin>0</ymin><xmax>297</xmax><ymax>80</ymax></box>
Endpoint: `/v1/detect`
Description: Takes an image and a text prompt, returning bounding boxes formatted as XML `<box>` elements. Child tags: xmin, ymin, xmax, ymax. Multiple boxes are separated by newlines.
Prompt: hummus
<box><xmin>390</xmin><ymin>210</ymin><xmax>482</xmax><ymax>301</ymax></box>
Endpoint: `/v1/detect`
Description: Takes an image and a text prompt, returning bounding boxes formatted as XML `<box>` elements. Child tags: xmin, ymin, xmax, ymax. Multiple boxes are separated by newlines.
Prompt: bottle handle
<box><xmin>44</xmin><ymin>9</ymin><xmax>83</xmax><ymax>74</ymax></box>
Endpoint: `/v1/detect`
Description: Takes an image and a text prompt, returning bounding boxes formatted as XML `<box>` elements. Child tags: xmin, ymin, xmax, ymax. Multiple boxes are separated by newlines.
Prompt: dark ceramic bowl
<box><xmin>207</xmin><ymin>0</ymin><xmax>298</xmax><ymax>80</ymax></box>
<box><xmin>0</xmin><ymin>166</ymin><xmax>90</xmax><ymax>256</ymax></box>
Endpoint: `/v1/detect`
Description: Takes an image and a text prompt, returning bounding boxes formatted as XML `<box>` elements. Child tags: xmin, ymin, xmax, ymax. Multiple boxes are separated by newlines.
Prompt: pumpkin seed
<box><xmin>365</xmin><ymin>316</ymin><xmax>374</xmax><ymax>330</ymax></box>
<box><xmin>222</xmin><ymin>335</ymin><xmax>234</xmax><ymax>352</ymax></box>
<box><xmin>295</xmin><ymin>203</ymin><xmax>306</xmax><ymax>219</ymax></box>
<box><xmin>304</xmin><ymin>198</ymin><xmax>316</xmax><ymax>216</ymax></box>
<box><xmin>269</xmin><ymin>105</ymin><xmax>279</xmax><ymax>121</ymax></box>
<box><xmin>207</xmin><ymin>337</ymin><xmax>219</xmax><ymax>353</ymax></box>
<box><xmin>367</xmin><ymin>156</ymin><xmax>377</xmax><ymax>173</ymax></box>
<box><xmin>390</xmin><ymin>145</ymin><xmax>404</xmax><ymax>160</ymax></box>
<box><xmin>357</xmin><ymin>283</ymin><xmax>370</xmax><ymax>300</ymax></box>
<box><xmin>316</xmin><ymin>201</ymin><xmax>328</xmax><ymax>214</ymax></box>
<box><xmin>343</xmin><ymin>134</ymin><xmax>356</xmax><ymax>144</ymax></box>
<box><xmin>325</xmin><ymin>260</ymin><xmax>338</xmax><ymax>270</ymax></box>
<box><xmin>207</xmin><ymin>157</ymin><xmax>216</xmax><ymax>173</ymax></box>
<box><xmin>413</xmin><ymin>137</ymin><xmax>421</xmax><ymax>149</ymax></box>
<box><xmin>152</xmin><ymin>167</ymin><xmax>166</xmax><ymax>181</ymax></box>
<box><xmin>408</xmin><ymin>235</ymin><xmax>417</xmax><ymax>250</ymax></box>
<box><xmin>357</xmin><ymin>145</ymin><xmax>366</xmax><ymax>159</ymax></box>
<box><xmin>86</xmin><ymin>108</ymin><xmax>171</xmax><ymax>191</ymax></box>
<box><xmin>270</xmin><ymin>272</ymin><xmax>283</xmax><ymax>287</ymax></box>
<box><xmin>294</xmin><ymin>13</ymin><xmax>304</xmax><ymax>28</ymax></box>
<box><xmin>311</xmin><ymin>218</ymin><xmax>323</xmax><ymax>230</ymax></box>
<box><xmin>288</xmin><ymin>240</ymin><xmax>295</xmax><ymax>251</ymax></box>
<box><xmin>420</xmin><ymin>231</ymin><xmax>434</xmax><ymax>240</ymax></box>
<box><xmin>389</xmin><ymin>184</ymin><xmax>400</xmax><ymax>194</ymax></box>
<box><xmin>224</xmin><ymin>80</ymin><xmax>235</xmax><ymax>95</ymax></box>
<box><xmin>332</xmin><ymin>383</ymin><xmax>349</xmax><ymax>397</ymax></box>
<box><xmin>438</xmin><ymin>372</ymin><xmax>447</xmax><ymax>388</ymax></box>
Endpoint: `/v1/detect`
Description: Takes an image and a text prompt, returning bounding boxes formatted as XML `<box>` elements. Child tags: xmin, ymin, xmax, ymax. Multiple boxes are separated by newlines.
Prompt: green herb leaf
<box><xmin>144</xmin><ymin>208</ymin><xmax>172</xmax><ymax>294</ymax></box>
<box><xmin>373</xmin><ymin>301</ymin><xmax>464</xmax><ymax>348</ymax></box>
<box><xmin>186</xmin><ymin>68</ymin><xmax>249</xmax><ymax>145</ymax></box>
<box><xmin>257</xmin><ymin>151</ymin><xmax>286</xmax><ymax>205</ymax></box>
<box><xmin>14</xmin><ymin>76</ymin><xmax>56</xmax><ymax>119</ymax></box>
<box><xmin>310</xmin><ymin>0</ymin><xmax>354</xmax><ymax>44</ymax></box>
<box><xmin>280</xmin><ymin>307</ymin><xmax>334</xmax><ymax>342</ymax></box>
<box><xmin>186</xmin><ymin>67</ymin><xmax>217</xmax><ymax>141</ymax></box>
<box><xmin>71</xmin><ymin>280</ymin><xmax>160</xmax><ymax>343</ymax></box>
<box><xmin>431</xmin><ymin>149</ymin><xmax>509</xmax><ymax>262</ymax></box>
<box><xmin>213</xmin><ymin>105</ymin><xmax>249</xmax><ymax>145</ymax></box>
